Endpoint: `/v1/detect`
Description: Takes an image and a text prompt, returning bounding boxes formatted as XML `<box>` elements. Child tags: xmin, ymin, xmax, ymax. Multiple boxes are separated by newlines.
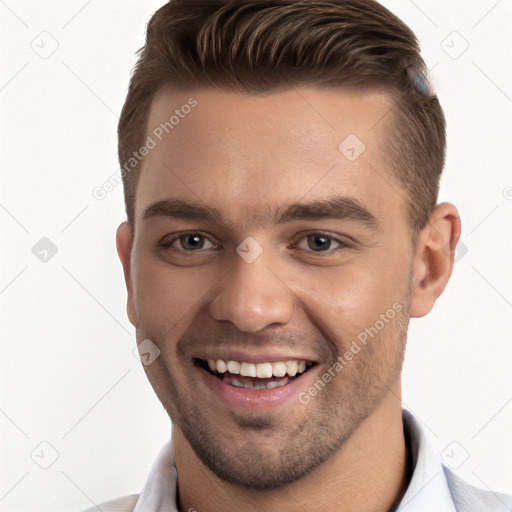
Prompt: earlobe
<box><xmin>116</xmin><ymin>222</ymin><xmax>139</xmax><ymax>327</ymax></box>
<box><xmin>409</xmin><ymin>202</ymin><xmax>461</xmax><ymax>318</ymax></box>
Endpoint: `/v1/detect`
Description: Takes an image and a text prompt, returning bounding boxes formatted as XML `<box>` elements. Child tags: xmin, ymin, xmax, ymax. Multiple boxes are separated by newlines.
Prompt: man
<box><xmin>87</xmin><ymin>0</ymin><xmax>512</xmax><ymax>510</ymax></box>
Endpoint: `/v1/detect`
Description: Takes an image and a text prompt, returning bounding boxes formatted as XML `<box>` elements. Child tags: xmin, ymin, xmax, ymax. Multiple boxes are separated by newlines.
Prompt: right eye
<box><xmin>160</xmin><ymin>232</ymin><xmax>217</xmax><ymax>252</ymax></box>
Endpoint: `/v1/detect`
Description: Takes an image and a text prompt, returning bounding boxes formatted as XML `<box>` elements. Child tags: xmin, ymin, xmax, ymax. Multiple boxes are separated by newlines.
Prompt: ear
<box><xmin>409</xmin><ymin>202</ymin><xmax>461</xmax><ymax>318</ymax></box>
<box><xmin>116</xmin><ymin>222</ymin><xmax>139</xmax><ymax>327</ymax></box>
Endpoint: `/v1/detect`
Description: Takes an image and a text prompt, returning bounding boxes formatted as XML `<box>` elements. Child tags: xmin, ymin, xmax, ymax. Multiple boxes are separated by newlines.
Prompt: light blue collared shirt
<box><xmin>397</xmin><ymin>409</ymin><xmax>456</xmax><ymax>511</ymax></box>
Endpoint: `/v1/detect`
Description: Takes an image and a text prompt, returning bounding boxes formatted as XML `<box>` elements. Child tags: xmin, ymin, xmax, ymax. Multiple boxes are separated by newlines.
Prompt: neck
<box><xmin>173</xmin><ymin>381</ymin><xmax>410</xmax><ymax>512</ymax></box>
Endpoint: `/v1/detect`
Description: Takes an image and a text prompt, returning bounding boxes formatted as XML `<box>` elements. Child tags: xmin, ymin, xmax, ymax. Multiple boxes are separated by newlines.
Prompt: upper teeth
<box><xmin>207</xmin><ymin>359</ymin><xmax>308</xmax><ymax>378</ymax></box>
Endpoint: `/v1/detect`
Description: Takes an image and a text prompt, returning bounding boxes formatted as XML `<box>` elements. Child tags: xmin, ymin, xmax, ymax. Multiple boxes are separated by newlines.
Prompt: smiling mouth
<box><xmin>196</xmin><ymin>358</ymin><xmax>316</xmax><ymax>389</ymax></box>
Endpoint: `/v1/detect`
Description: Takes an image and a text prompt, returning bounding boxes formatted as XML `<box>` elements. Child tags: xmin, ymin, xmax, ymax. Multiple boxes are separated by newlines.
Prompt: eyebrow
<box><xmin>142</xmin><ymin>196</ymin><xmax>379</xmax><ymax>230</ymax></box>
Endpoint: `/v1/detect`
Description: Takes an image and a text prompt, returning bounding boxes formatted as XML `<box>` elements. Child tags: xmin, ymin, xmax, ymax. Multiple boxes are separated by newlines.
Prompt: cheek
<box><xmin>133</xmin><ymin>261</ymin><xmax>187</xmax><ymax>329</ymax></box>
<box><xmin>132</xmin><ymin>257</ymin><xmax>218</xmax><ymax>334</ymax></box>
<box><xmin>292</xmin><ymin>255</ymin><xmax>408</xmax><ymax>342</ymax></box>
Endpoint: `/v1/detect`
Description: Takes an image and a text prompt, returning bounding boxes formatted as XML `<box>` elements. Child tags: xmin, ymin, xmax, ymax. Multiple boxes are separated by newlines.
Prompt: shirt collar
<box><xmin>396</xmin><ymin>409</ymin><xmax>456</xmax><ymax>512</ymax></box>
<box><xmin>132</xmin><ymin>439</ymin><xmax>178</xmax><ymax>512</ymax></box>
<box><xmin>133</xmin><ymin>409</ymin><xmax>456</xmax><ymax>512</ymax></box>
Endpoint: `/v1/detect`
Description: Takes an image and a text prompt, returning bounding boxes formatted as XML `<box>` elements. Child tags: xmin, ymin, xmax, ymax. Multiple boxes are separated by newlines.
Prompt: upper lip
<box><xmin>194</xmin><ymin>349</ymin><xmax>319</xmax><ymax>364</ymax></box>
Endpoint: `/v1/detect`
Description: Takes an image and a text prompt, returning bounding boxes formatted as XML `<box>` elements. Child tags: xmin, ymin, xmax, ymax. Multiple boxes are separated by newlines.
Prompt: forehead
<box><xmin>135</xmin><ymin>86</ymin><xmax>402</xmax><ymax>228</ymax></box>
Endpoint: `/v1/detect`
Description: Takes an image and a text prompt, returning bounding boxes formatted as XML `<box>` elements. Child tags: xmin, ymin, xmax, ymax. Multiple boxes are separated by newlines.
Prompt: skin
<box><xmin>116</xmin><ymin>86</ymin><xmax>461</xmax><ymax>512</ymax></box>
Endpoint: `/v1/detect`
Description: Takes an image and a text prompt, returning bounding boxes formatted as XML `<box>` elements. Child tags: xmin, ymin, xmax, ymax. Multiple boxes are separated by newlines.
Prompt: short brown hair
<box><xmin>118</xmin><ymin>0</ymin><xmax>446</xmax><ymax>237</ymax></box>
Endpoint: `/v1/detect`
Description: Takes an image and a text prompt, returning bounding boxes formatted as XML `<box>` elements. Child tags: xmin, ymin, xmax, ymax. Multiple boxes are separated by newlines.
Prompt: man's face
<box><xmin>124</xmin><ymin>87</ymin><xmax>415</xmax><ymax>488</ymax></box>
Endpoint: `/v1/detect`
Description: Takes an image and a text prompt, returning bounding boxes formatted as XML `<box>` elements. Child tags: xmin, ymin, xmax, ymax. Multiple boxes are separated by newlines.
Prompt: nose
<box><xmin>209</xmin><ymin>254</ymin><xmax>294</xmax><ymax>332</ymax></box>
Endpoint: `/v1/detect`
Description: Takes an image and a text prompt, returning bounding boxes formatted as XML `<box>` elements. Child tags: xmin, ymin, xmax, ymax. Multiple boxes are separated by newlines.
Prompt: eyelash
<box><xmin>159</xmin><ymin>231</ymin><xmax>351</xmax><ymax>256</ymax></box>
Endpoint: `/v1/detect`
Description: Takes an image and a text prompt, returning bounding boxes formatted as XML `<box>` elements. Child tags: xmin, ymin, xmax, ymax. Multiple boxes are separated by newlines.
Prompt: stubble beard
<box><xmin>154</xmin><ymin>299</ymin><xmax>412</xmax><ymax>490</ymax></box>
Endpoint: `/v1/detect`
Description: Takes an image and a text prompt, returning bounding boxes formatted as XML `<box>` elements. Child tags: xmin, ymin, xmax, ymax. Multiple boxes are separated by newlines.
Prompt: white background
<box><xmin>1</xmin><ymin>1</ymin><xmax>511</xmax><ymax>510</ymax></box>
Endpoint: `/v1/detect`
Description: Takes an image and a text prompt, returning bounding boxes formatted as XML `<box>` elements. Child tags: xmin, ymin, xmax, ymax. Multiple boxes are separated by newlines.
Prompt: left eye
<box><xmin>295</xmin><ymin>234</ymin><xmax>347</xmax><ymax>253</ymax></box>
<box><xmin>164</xmin><ymin>233</ymin><xmax>216</xmax><ymax>251</ymax></box>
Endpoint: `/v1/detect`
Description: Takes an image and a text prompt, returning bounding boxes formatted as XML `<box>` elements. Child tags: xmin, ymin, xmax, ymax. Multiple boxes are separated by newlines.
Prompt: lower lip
<box><xmin>197</xmin><ymin>364</ymin><xmax>320</xmax><ymax>411</ymax></box>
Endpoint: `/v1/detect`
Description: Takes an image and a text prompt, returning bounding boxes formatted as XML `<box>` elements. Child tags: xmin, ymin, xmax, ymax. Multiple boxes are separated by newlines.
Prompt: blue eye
<box><xmin>295</xmin><ymin>233</ymin><xmax>348</xmax><ymax>254</ymax></box>
<box><xmin>163</xmin><ymin>233</ymin><xmax>216</xmax><ymax>251</ymax></box>
<box><xmin>306</xmin><ymin>235</ymin><xmax>333</xmax><ymax>251</ymax></box>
